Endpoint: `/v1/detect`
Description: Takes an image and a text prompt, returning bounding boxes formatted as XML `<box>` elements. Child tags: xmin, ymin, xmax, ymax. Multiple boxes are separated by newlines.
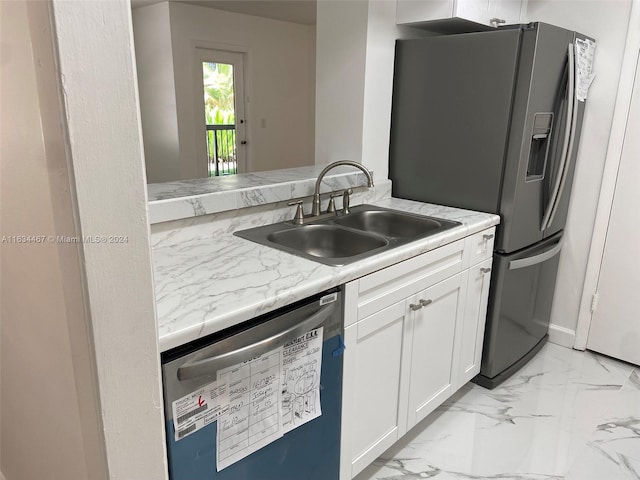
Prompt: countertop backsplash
<box><xmin>149</xmin><ymin>179</ymin><xmax>392</xmax><ymax>250</ymax></box>
<box><xmin>147</xmin><ymin>165</ymin><xmax>379</xmax><ymax>224</ymax></box>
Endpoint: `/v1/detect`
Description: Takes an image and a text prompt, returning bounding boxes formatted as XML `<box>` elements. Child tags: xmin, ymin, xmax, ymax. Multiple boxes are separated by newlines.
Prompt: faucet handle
<box><xmin>288</xmin><ymin>200</ymin><xmax>305</xmax><ymax>225</ymax></box>
<box><xmin>327</xmin><ymin>192</ymin><xmax>342</xmax><ymax>213</ymax></box>
<box><xmin>342</xmin><ymin>188</ymin><xmax>353</xmax><ymax>214</ymax></box>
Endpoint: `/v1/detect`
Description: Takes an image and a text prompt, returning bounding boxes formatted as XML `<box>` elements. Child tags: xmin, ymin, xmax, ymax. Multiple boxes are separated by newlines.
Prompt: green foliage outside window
<box><xmin>203</xmin><ymin>62</ymin><xmax>237</xmax><ymax>175</ymax></box>
<box><xmin>203</xmin><ymin>62</ymin><xmax>235</xmax><ymax>125</ymax></box>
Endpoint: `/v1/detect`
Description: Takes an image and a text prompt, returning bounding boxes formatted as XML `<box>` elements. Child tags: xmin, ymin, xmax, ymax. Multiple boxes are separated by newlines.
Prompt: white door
<box><xmin>586</xmin><ymin>52</ymin><xmax>640</xmax><ymax>366</ymax></box>
<box><xmin>194</xmin><ymin>48</ymin><xmax>247</xmax><ymax>177</ymax></box>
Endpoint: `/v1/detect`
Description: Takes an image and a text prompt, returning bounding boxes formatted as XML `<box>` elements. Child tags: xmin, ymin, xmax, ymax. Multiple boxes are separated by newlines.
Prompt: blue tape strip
<box><xmin>332</xmin><ymin>334</ymin><xmax>346</xmax><ymax>357</ymax></box>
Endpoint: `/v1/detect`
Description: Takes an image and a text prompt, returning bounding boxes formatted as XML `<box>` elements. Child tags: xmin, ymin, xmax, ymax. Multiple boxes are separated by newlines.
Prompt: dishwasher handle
<box><xmin>177</xmin><ymin>302</ymin><xmax>336</xmax><ymax>381</ymax></box>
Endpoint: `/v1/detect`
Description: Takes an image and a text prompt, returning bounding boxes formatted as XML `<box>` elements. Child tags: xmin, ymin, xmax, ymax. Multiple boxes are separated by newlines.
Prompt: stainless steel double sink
<box><xmin>234</xmin><ymin>204</ymin><xmax>461</xmax><ymax>266</ymax></box>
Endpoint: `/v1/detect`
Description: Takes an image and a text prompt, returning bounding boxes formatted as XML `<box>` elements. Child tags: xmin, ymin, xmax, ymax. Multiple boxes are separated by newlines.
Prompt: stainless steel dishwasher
<box><xmin>161</xmin><ymin>287</ymin><xmax>344</xmax><ymax>480</ymax></box>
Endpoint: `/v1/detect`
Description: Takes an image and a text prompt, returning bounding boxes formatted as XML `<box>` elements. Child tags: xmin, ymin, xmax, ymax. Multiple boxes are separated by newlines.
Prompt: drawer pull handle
<box><xmin>410</xmin><ymin>303</ymin><xmax>422</xmax><ymax>311</ymax></box>
<box><xmin>483</xmin><ymin>234</ymin><xmax>494</xmax><ymax>241</ymax></box>
<box><xmin>420</xmin><ymin>299</ymin><xmax>432</xmax><ymax>307</ymax></box>
<box><xmin>481</xmin><ymin>267</ymin><xmax>492</xmax><ymax>274</ymax></box>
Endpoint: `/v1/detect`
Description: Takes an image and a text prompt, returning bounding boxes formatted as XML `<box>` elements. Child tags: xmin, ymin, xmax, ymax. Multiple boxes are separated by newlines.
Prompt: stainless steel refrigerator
<box><xmin>389</xmin><ymin>22</ymin><xmax>595</xmax><ymax>388</ymax></box>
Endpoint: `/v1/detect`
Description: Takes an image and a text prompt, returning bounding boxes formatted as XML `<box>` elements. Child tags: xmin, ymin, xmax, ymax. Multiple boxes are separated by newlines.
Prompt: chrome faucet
<box><xmin>312</xmin><ymin>161</ymin><xmax>374</xmax><ymax>216</ymax></box>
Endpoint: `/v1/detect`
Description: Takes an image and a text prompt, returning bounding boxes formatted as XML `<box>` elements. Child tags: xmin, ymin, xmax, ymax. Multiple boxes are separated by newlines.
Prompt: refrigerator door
<box><xmin>497</xmin><ymin>23</ymin><xmax>577</xmax><ymax>253</ymax></box>
<box><xmin>389</xmin><ymin>29</ymin><xmax>522</xmax><ymax>215</ymax></box>
<box><xmin>477</xmin><ymin>232</ymin><xmax>563</xmax><ymax>387</ymax></box>
<box><xmin>542</xmin><ymin>33</ymin><xmax>591</xmax><ymax>239</ymax></box>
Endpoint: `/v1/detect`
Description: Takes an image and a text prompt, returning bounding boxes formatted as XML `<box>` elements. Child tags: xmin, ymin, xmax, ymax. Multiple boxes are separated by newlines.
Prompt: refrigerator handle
<box><xmin>508</xmin><ymin>238</ymin><xmax>563</xmax><ymax>270</ymax></box>
<box><xmin>548</xmin><ymin>46</ymin><xmax>581</xmax><ymax>227</ymax></box>
<box><xmin>541</xmin><ymin>43</ymin><xmax>575</xmax><ymax>232</ymax></box>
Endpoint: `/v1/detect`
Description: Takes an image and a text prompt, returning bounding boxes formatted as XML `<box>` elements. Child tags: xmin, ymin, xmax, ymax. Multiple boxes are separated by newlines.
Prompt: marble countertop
<box><xmin>153</xmin><ymin>197</ymin><xmax>500</xmax><ymax>352</ymax></box>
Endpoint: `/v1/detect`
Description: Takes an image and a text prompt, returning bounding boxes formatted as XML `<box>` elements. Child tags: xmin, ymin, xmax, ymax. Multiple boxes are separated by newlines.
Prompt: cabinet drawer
<box><xmin>356</xmin><ymin>239</ymin><xmax>465</xmax><ymax>320</ymax></box>
<box><xmin>465</xmin><ymin>227</ymin><xmax>495</xmax><ymax>267</ymax></box>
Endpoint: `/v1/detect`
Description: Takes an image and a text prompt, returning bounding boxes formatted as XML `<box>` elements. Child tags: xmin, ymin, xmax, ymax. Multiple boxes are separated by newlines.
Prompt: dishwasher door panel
<box><xmin>165</xmin><ymin>333</ymin><xmax>342</xmax><ymax>480</ymax></box>
<box><xmin>162</xmin><ymin>289</ymin><xmax>343</xmax><ymax>480</ymax></box>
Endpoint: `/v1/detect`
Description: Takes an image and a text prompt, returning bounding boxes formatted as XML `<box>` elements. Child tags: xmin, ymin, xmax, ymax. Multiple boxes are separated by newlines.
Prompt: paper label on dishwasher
<box><xmin>281</xmin><ymin>327</ymin><xmax>323</xmax><ymax>434</ymax></box>
<box><xmin>215</xmin><ymin>326</ymin><xmax>324</xmax><ymax>471</ymax></box>
<box><xmin>171</xmin><ymin>379</ymin><xmax>228</xmax><ymax>441</ymax></box>
<box><xmin>216</xmin><ymin>349</ymin><xmax>283</xmax><ymax>470</ymax></box>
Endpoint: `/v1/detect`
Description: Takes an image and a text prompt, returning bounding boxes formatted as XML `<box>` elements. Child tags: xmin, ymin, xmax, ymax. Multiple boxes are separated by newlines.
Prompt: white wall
<box><xmin>51</xmin><ymin>0</ymin><xmax>168</xmax><ymax>478</ymax></box>
<box><xmin>0</xmin><ymin>1</ymin><xmax>107</xmax><ymax>478</ymax></box>
<box><xmin>361</xmin><ymin>1</ymin><xmax>433</xmax><ymax>181</ymax></box>
<box><xmin>315</xmin><ymin>0</ymin><xmax>370</xmax><ymax>168</ymax></box>
<box><xmin>522</xmin><ymin>1</ymin><xmax>633</xmax><ymax>346</ymax></box>
<box><xmin>316</xmin><ymin>0</ymin><xmax>431</xmax><ymax>181</ymax></box>
<box><xmin>133</xmin><ymin>2</ymin><xmax>181</xmax><ymax>183</ymax></box>
<box><xmin>360</xmin><ymin>0</ymin><xmax>397</xmax><ymax>182</ymax></box>
<box><xmin>165</xmin><ymin>2</ymin><xmax>316</xmax><ymax>178</ymax></box>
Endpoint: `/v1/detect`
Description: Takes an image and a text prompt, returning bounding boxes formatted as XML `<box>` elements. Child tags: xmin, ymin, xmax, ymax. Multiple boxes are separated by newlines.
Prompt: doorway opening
<box><xmin>197</xmin><ymin>49</ymin><xmax>246</xmax><ymax>176</ymax></box>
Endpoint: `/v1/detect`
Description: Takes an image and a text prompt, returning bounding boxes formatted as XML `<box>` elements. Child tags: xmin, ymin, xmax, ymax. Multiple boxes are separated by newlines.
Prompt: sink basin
<box><xmin>332</xmin><ymin>209</ymin><xmax>451</xmax><ymax>239</ymax></box>
<box><xmin>234</xmin><ymin>204</ymin><xmax>461</xmax><ymax>266</ymax></box>
<box><xmin>267</xmin><ymin>225</ymin><xmax>387</xmax><ymax>261</ymax></box>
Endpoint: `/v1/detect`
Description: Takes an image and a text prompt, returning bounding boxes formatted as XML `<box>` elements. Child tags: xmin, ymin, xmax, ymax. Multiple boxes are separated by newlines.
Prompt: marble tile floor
<box><xmin>355</xmin><ymin>343</ymin><xmax>640</xmax><ymax>480</ymax></box>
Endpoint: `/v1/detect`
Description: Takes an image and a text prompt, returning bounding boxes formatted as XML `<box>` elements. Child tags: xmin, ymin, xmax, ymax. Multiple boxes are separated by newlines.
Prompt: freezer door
<box><xmin>498</xmin><ymin>23</ymin><xmax>577</xmax><ymax>253</ymax></box>
<box><xmin>389</xmin><ymin>29</ymin><xmax>521</xmax><ymax>215</ymax></box>
<box><xmin>480</xmin><ymin>232</ymin><xmax>563</xmax><ymax>382</ymax></box>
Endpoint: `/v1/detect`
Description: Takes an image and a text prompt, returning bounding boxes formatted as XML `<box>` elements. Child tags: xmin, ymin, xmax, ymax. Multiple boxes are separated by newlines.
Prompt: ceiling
<box><xmin>129</xmin><ymin>0</ymin><xmax>317</xmax><ymax>25</ymax></box>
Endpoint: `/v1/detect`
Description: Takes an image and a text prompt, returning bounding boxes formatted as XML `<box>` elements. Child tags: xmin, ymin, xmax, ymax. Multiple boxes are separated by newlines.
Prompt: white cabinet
<box><xmin>340</xmin><ymin>228</ymin><xmax>495</xmax><ymax>479</ymax></box>
<box><xmin>396</xmin><ymin>0</ymin><xmax>526</xmax><ymax>30</ymax></box>
<box><xmin>406</xmin><ymin>272</ymin><xmax>467</xmax><ymax>429</ymax></box>
<box><xmin>455</xmin><ymin>258</ymin><xmax>493</xmax><ymax>389</ymax></box>
<box><xmin>342</xmin><ymin>300</ymin><xmax>412</xmax><ymax>476</ymax></box>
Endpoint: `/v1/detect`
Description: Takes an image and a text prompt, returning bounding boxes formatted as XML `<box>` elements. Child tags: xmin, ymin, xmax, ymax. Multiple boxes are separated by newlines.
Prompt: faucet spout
<box><xmin>312</xmin><ymin>161</ymin><xmax>374</xmax><ymax>216</ymax></box>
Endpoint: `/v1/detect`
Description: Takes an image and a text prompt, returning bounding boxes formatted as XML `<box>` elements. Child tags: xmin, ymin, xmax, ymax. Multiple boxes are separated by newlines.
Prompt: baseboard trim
<box><xmin>548</xmin><ymin>323</ymin><xmax>576</xmax><ymax>348</ymax></box>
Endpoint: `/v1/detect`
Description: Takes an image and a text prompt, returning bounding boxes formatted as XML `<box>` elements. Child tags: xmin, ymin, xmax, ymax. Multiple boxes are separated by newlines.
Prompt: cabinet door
<box><xmin>396</xmin><ymin>0</ymin><xmax>524</xmax><ymax>28</ymax></box>
<box><xmin>489</xmin><ymin>0</ymin><xmax>525</xmax><ymax>25</ymax></box>
<box><xmin>455</xmin><ymin>0</ymin><xmax>493</xmax><ymax>25</ymax></box>
<box><xmin>341</xmin><ymin>300</ymin><xmax>412</xmax><ymax>479</ymax></box>
<box><xmin>406</xmin><ymin>272</ymin><xmax>467</xmax><ymax>430</ymax></box>
<box><xmin>457</xmin><ymin>0</ymin><xmax>523</xmax><ymax>27</ymax></box>
<box><xmin>455</xmin><ymin>258</ymin><xmax>493</xmax><ymax>390</ymax></box>
<box><xmin>396</xmin><ymin>0</ymin><xmax>453</xmax><ymax>25</ymax></box>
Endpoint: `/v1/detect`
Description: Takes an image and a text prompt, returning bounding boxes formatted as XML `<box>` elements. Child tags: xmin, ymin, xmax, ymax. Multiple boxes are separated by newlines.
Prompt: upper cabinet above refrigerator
<box><xmin>396</xmin><ymin>0</ymin><xmax>527</xmax><ymax>33</ymax></box>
